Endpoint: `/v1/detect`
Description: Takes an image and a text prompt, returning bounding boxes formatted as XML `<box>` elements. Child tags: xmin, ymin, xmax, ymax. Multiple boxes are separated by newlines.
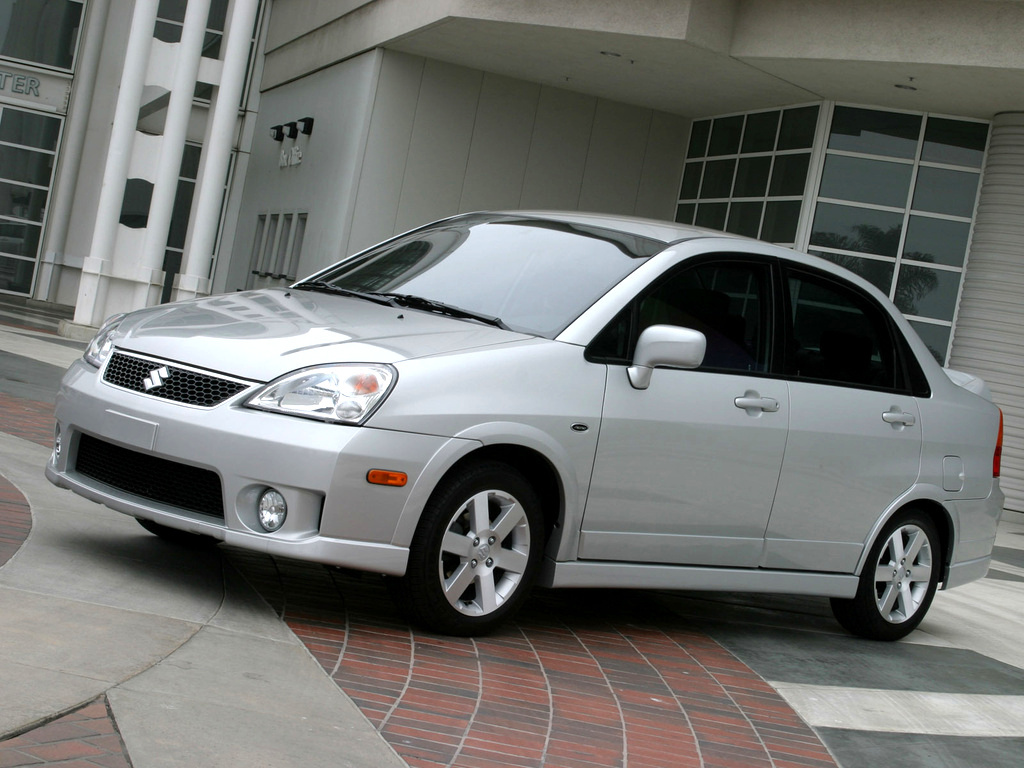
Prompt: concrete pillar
<box><xmin>948</xmin><ymin>112</ymin><xmax>1024</xmax><ymax>512</ymax></box>
<box><xmin>173</xmin><ymin>0</ymin><xmax>262</xmax><ymax>303</ymax></box>
<box><xmin>72</xmin><ymin>0</ymin><xmax>160</xmax><ymax>327</ymax></box>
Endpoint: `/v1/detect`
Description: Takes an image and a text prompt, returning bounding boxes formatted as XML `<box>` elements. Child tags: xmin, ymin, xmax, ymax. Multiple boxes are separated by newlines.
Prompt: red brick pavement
<box><xmin>0</xmin><ymin>698</ymin><xmax>129</xmax><ymax>768</ymax></box>
<box><xmin>0</xmin><ymin>347</ymin><xmax>840</xmax><ymax>768</ymax></box>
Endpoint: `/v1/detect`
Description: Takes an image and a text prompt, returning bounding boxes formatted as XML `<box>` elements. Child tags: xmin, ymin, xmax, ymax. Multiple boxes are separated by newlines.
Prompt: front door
<box><xmin>579</xmin><ymin>258</ymin><xmax>788</xmax><ymax>568</ymax></box>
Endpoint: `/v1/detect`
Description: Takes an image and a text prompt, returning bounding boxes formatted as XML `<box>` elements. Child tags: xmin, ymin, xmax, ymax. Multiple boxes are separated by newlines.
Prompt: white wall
<box><xmin>345</xmin><ymin>50</ymin><xmax>689</xmax><ymax>258</ymax></box>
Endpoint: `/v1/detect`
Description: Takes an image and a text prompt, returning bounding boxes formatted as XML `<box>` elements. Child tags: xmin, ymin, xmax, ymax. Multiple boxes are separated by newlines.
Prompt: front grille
<box><xmin>75</xmin><ymin>434</ymin><xmax>224</xmax><ymax>518</ymax></box>
<box><xmin>103</xmin><ymin>352</ymin><xmax>249</xmax><ymax>407</ymax></box>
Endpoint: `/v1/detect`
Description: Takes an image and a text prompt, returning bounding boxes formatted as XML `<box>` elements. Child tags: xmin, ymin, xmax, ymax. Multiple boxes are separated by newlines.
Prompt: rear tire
<box><xmin>831</xmin><ymin>510</ymin><xmax>940</xmax><ymax>641</ymax></box>
<box><xmin>388</xmin><ymin>462</ymin><xmax>544</xmax><ymax>636</ymax></box>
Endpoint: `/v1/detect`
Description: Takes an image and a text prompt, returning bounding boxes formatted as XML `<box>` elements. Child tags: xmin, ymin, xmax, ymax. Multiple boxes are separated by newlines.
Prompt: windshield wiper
<box><xmin>292</xmin><ymin>281</ymin><xmax>397</xmax><ymax>307</ymax></box>
<box><xmin>382</xmin><ymin>293</ymin><xmax>509</xmax><ymax>330</ymax></box>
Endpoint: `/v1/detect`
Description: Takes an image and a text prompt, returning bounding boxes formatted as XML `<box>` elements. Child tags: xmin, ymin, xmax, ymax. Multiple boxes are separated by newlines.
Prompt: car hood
<box><xmin>112</xmin><ymin>288</ymin><xmax>533</xmax><ymax>381</ymax></box>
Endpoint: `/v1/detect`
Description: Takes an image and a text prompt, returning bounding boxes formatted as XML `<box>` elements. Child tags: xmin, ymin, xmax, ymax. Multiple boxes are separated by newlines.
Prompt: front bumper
<box><xmin>45</xmin><ymin>359</ymin><xmax>470</xmax><ymax>575</ymax></box>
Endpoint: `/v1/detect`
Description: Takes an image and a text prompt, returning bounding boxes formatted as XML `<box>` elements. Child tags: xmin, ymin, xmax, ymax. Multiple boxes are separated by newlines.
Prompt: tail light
<box><xmin>994</xmin><ymin>408</ymin><xmax>1004</xmax><ymax>478</ymax></box>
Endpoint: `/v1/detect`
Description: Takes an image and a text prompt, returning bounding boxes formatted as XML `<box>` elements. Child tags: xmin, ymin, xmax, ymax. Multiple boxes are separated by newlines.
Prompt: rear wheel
<box><xmin>389</xmin><ymin>462</ymin><xmax>544</xmax><ymax>636</ymax></box>
<box><xmin>831</xmin><ymin>511</ymin><xmax>940</xmax><ymax>641</ymax></box>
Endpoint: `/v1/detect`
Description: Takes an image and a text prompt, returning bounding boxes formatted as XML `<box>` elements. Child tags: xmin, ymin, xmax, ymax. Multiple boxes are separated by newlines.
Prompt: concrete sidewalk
<box><xmin>0</xmin><ymin>324</ymin><xmax>405</xmax><ymax>767</ymax></box>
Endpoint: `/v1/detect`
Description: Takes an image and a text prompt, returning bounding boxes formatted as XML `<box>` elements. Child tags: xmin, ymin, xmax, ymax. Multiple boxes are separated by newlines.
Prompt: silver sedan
<box><xmin>46</xmin><ymin>211</ymin><xmax>1004</xmax><ymax>640</ymax></box>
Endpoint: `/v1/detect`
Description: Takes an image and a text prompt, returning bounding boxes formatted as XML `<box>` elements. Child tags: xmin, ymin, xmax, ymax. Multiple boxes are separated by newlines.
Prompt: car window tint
<box><xmin>638</xmin><ymin>260</ymin><xmax>772</xmax><ymax>373</ymax></box>
<box><xmin>785</xmin><ymin>269</ymin><xmax>901</xmax><ymax>390</ymax></box>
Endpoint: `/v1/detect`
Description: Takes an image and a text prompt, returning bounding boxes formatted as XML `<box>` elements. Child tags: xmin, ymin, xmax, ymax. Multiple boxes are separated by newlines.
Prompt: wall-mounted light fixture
<box><xmin>298</xmin><ymin>117</ymin><xmax>314</xmax><ymax>135</ymax></box>
<box><xmin>284</xmin><ymin>121</ymin><xmax>299</xmax><ymax>139</ymax></box>
<box><xmin>269</xmin><ymin>125</ymin><xmax>284</xmax><ymax>141</ymax></box>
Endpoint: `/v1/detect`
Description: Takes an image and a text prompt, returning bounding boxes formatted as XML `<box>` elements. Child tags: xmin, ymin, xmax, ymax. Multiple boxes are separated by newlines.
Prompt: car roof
<box><xmin>490</xmin><ymin>210</ymin><xmax>734</xmax><ymax>245</ymax></box>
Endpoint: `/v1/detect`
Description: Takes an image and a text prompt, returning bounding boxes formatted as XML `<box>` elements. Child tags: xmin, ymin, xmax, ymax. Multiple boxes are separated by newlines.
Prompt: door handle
<box><xmin>882</xmin><ymin>408</ymin><xmax>916</xmax><ymax>427</ymax></box>
<box><xmin>734</xmin><ymin>392</ymin><xmax>780</xmax><ymax>414</ymax></box>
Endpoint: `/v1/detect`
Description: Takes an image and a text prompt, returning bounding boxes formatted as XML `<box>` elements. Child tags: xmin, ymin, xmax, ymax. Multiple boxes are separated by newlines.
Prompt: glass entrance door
<box><xmin>0</xmin><ymin>105</ymin><xmax>60</xmax><ymax>296</ymax></box>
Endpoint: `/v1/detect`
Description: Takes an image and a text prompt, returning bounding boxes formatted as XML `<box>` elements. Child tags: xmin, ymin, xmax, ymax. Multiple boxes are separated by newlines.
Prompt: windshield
<box><xmin>301</xmin><ymin>215</ymin><xmax>661</xmax><ymax>337</ymax></box>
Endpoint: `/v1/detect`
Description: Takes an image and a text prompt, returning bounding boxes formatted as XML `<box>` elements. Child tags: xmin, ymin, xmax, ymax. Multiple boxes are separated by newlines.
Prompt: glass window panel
<box><xmin>0</xmin><ymin>181</ymin><xmax>46</xmax><ymax>222</ymax></box>
<box><xmin>695</xmin><ymin>202</ymin><xmax>727</xmax><ymax>231</ymax></box>
<box><xmin>0</xmin><ymin>254</ymin><xmax>33</xmax><ymax>292</ymax></box>
<box><xmin>153</xmin><ymin>20</ymin><xmax>181</xmax><ymax>44</ymax></box>
<box><xmin>0</xmin><ymin>110</ymin><xmax>60</xmax><ymax>151</ymax></box>
<box><xmin>166</xmin><ymin>179</ymin><xmax>195</xmax><ymax>250</ymax></box>
<box><xmin>119</xmin><ymin>179</ymin><xmax>153</xmax><ymax>228</ymax></box>
<box><xmin>207</xmin><ymin>0</ymin><xmax>229</xmax><ymax>31</ymax></box>
<box><xmin>732</xmin><ymin>156</ymin><xmax>770</xmax><ymax>197</ymax></box>
<box><xmin>687</xmin><ymin>120</ymin><xmax>710</xmax><ymax>158</ymax></box>
<box><xmin>912</xmin><ymin>166</ymin><xmax>979</xmax><ymax>217</ymax></box>
<box><xmin>675</xmin><ymin>203</ymin><xmax>696</xmax><ymax>225</ymax></box>
<box><xmin>202</xmin><ymin>30</ymin><xmax>222</xmax><ymax>60</ymax></box>
<box><xmin>0</xmin><ymin>219</ymin><xmax>39</xmax><ymax>257</ymax></box>
<box><xmin>708</xmin><ymin>115</ymin><xmax>743</xmax><ymax>156</ymax></box>
<box><xmin>894</xmin><ymin>265</ymin><xmax>961</xmax><ymax>321</ymax></box>
<box><xmin>768</xmin><ymin>153</ymin><xmax>810</xmax><ymax>197</ymax></box>
<box><xmin>726</xmin><ymin>201</ymin><xmax>763</xmax><ymax>238</ymax></box>
<box><xmin>810</xmin><ymin>203</ymin><xmax>904</xmax><ymax>257</ymax></box>
<box><xmin>157</xmin><ymin>0</ymin><xmax>187</xmax><ymax>23</ymax></box>
<box><xmin>0</xmin><ymin>0</ymin><xmax>82</xmax><ymax>70</ymax></box>
<box><xmin>819</xmin><ymin>155</ymin><xmax>913</xmax><ymax>208</ymax></box>
<box><xmin>679</xmin><ymin>162</ymin><xmax>702</xmax><ymax>199</ymax></box>
<box><xmin>922</xmin><ymin>118</ymin><xmax>988</xmax><ymax>168</ymax></box>
<box><xmin>180</xmin><ymin>144</ymin><xmax>202</xmax><ymax>179</ymax></box>
<box><xmin>0</xmin><ymin>145</ymin><xmax>53</xmax><ymax>187</ymax></box>
<box><xmin>761</xmin><ymin>200</ymin><xmax>801</xmax><ymax>243</ymax></box>
<box><xmin>902</xmin><ymin>216</ymin><xmax>970</xmax><ymax>268</ymax></box>
<box><xmin>742</xmin><ymin>111</ymin><xmax>779</xmax><ymax>153</ymax></box>
<box><xmin>777</xmin><ymin>105</ymin><xmax>819</xmax><ymax>150</ymax></box>
<box><xmin>700</xmin><ymin>159</ymin><xmax>735</xmax><ymax>199</ymax></box>
<box><xmin>814</xmin><ymin>251</ymin><xmax>895</xmax><ymax>294</ymax></box>
<box><xmin>907</xmin><ymin>320</ymin><xmax>950</xmax><ymax>365</ymax></box>
<box><xmin>828</xmin><ymin>106</ymin><xmax>921</xmax><ymax>159</ymax></box>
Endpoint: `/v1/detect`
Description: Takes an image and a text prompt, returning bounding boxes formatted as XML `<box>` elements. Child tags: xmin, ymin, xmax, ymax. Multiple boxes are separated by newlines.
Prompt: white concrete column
<box><xmin>36</xmin><ymin>0</ymin><xmax>113</xmax><ymax>303</ymax></box>
<box><xmin>173</xmin><ymin>0</ymin><xmax>262</xmax><ymax>302</ymax></box>
<box><xmin>948</xmin><ymin>112</ymin><xmax>1024</xmax><ymax>512</ymax></box>
<box><xmin>72</xmin><ymin>0</ymin><xmax>160</xmax><ymax>327</ymax></box>
<box><xmin>131</xmin><ymin>0</ymin><xmax>213</xmax><ymax>309</ymax></box>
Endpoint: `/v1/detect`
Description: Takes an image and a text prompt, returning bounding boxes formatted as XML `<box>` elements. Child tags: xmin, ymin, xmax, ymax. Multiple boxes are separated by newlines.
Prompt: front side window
<box><xmin>589</xmin><ymin>259</ymin><xmax>773</xmax><ymax>374</ymax></box>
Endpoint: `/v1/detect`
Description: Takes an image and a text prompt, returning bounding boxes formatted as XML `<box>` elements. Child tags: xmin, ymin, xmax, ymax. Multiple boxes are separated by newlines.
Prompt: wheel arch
<box><xmin>857</xmin><ymin>495</ymin><xmax>955</xmax><ymax>583</ymax></box>
<box><xmin>433</xmin><ymin>445</ymin><xmax>564</xmax><ymax>545</ymax></box>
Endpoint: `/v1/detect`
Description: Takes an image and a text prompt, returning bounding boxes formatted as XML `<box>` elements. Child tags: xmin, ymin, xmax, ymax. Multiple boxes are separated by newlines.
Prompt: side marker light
<box><xmin>367</xmin><ymin>470</ymin><xmax>408</xmax><ymax>487</ymax></box>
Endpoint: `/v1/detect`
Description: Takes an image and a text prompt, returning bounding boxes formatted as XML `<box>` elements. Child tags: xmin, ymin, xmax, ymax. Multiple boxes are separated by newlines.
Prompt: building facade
<box><xmin>8</xmin><ymin>0</ymin><xmax>1024</xmax><ymax>510</ymax></box>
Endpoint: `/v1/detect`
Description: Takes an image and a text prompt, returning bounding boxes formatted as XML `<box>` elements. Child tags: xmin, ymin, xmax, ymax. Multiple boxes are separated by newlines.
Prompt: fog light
<box><xmin>257</xmin><ymin>489</ymin><xmax>287</xmax><ymax>532</ymax></box>
<box><xmin>53</xmin><ymin>426</ymin><xmax>62</xmax><ymax>459</ymax></box>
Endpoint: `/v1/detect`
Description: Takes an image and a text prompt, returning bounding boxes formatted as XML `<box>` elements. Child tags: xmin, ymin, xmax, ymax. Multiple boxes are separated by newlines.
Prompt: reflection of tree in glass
<box><xmin>811</xmin><ymin>224</ymin><xmax>937</xmax><ymax>313</ymax></box>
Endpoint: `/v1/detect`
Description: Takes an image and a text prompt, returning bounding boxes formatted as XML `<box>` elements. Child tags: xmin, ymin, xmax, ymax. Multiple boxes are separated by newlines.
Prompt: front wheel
<box><xmin>831</xmin><ymin>511</ymin><xmax>940</xmax><ymax>641</ymax></box>
<box><xmin>388</xmin><ymin>462</ymin><xmax>544</xmax><ymax>636</ymax></box>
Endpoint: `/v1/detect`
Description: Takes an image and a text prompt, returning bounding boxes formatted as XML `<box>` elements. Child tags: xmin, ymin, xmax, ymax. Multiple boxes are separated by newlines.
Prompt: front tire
<box><xmin>389</xmin><ymin>462</ymin><xmax>544</xmax><ymax>636</ymax></box>
<box><xmin>831</xmin><ymin>511</ymin><xmax>940</xmax><ymax>641</ymax></box>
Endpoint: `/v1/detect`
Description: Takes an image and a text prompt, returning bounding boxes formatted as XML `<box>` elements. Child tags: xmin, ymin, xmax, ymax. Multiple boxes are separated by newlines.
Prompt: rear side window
<box><xmin>785</xmin><ymin>268</ymin><xmax>909</xmax><ymax>391</ymax></box>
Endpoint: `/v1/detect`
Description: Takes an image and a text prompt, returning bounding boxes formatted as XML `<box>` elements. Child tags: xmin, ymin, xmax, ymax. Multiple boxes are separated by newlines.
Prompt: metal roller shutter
<box><xmin>948</xmin><ymin>112</ymin><xmax>1024</xmax><ymax>512</ymax></box>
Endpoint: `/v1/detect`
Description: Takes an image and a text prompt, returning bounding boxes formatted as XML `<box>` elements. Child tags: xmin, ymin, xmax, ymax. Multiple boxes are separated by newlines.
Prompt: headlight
<box><xmin>84</xmin><ymin>313</ymin><xmax>127</xmax><ymax>368</ymax></box>
<box><xmin>245</xmin><ymin>364</ymin><xmax>396</xmax><ymax>424</ymax></box>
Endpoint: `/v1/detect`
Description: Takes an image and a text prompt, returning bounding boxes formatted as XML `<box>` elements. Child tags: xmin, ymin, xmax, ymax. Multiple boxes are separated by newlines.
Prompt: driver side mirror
<box><xmin>627</xmin><ymin>325</ymin><xmax>706</xmax><ymax>389</ymax></box>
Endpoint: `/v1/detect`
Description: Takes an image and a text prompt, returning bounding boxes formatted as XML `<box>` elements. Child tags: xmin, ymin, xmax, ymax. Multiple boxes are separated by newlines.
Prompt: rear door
<box><xmin>763</xmin><ymin>266</ymin><xmax>924</xmax><ymax>574</ymax></box>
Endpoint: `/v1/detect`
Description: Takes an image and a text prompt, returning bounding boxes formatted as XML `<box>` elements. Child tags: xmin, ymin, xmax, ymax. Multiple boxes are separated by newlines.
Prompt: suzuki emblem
<box><xmin>143</xmin><ymin>366</ymin><xmax>170</xmax><ymax>391</ymax></box>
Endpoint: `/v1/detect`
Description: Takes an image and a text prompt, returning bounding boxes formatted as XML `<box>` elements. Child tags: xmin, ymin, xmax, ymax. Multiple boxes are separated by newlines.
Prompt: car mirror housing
<box><xmin>627</xmin><ymin>325</ymin><xmax>707</xmax><ymax>389</ymax></box>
